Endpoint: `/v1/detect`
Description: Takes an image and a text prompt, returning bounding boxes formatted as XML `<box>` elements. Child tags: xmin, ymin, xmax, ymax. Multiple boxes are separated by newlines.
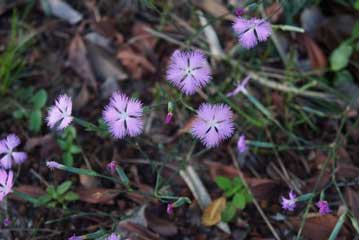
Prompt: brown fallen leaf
<box><xmin>345</xmin><ymin>188</ymin><xmax>359</xmax><ymax>220</ymax></box>
<box><xmin>68</xmin><ymin>34</ymin><xmax>97</xmax><ymax>89</ymax></box>
<box><xmin>144</xmin><ymin>205</ymin><xmax>178</xmax><ymax>236</ymax></box>
<box><xmin>117</xmin><ymin>46</ymin><xmax>156</xmax><ymax>80</ymax></box>
<box><xmin>290</xmin><ymin>214</ymin><xmax>350</xmax><ymax>240</ymax></box>
<box><xmin>300</xmin><ymin>34</ymin><xmax>327</xmax><ymax>69</ymax></box>
<box><xmin>202</xmin><ymin>196</ymin><xmax>226</xmax><ymax>226</ymax></box>
<box><xmin>265</xmin><ymin>2</ymin><xmax>283</xmax><ymax>23</ymax></box>
<box><xmin>73</xmin><ymin>85</ymin><xmax>90</xmax><ymax>110</ymax></box>
<box><xmin>75</xmin><ymin>188</ymin><xmax>119</xmax><ymax>204</ymax></box>
<box><xmin>132</xmin><ymin>22</ymin><xmax>158</xmax><ymax>53</ymax></box>
<box><xmin>192</xmin><ymin>0</ymin><xmax>235</xmax><ymax>21</ymax></box>
<box><xmin>117</xmin><ymin>222</ymin><xmax>160</xmax><ymax>240</ymax></box>
<box><xmin>336</xmin><ymin>163</ymin><xmax>359</xmax><ymax>179</ymax></box>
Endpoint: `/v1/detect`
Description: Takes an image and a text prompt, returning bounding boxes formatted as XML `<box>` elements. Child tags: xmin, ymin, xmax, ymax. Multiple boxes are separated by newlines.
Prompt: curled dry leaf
<box><xmin>68</xmin><ymin>34</ymin><xmax>97</xmax><ymax>89</ymax></box>
<box><xmin>202</xmin><ymin>196</ymin><xmax>226</xmax><ymax>226</ymax></box>
<box><xmin>75</xmin><ymin>188</ymin><xmax>119</xmax><ymax>204</ymax></box>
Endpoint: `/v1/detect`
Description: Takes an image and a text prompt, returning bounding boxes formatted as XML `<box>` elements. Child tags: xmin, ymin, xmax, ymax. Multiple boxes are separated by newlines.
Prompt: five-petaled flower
<box><xmin>103</xmin><ymin>92</ymin><xmax>144</xmax><ymax>139</ymax></box>
<box><xmin>0</xmin><ymin>134</ymin><xmax>27</xmax><ymax>169</ymax></box>
<box><xmin>281</xmin><ymin>190</ymin><xmax>297</xmax><ymax>211</ymax></box>
<box><xmin>233</xmin><ymin>17</ymin><xmax>272</xmax><ymax>49</ymax></box>
<box><xmin>192</xmin><ymin>103</ymin><xmax>234</xmax><ymax>148</ymax></box>
<box><xmin>316</xmin><ymin>200</ymin><xmax>331</xmax><ymax>215</ymax></box>
<box><xmin>166</xmin><ymin>49</ymin><xmax>212</xmax><ymax>95</ymax></box>
<box><xmin>47</xmin><ymin>94</ymin><xmax>73</xmax><ymax>130</ymax></box>
<box><xmin>0</xmin><ymin>170</ymin><xmax>14</xmax><ymax>202</ymax></box>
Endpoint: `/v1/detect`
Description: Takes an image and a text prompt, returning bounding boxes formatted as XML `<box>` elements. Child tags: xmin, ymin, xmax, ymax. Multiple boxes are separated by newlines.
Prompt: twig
<box><xmin>227</xmin><ymin>147</ymin><xmax>281</xmax><ymax>240</ymax></box>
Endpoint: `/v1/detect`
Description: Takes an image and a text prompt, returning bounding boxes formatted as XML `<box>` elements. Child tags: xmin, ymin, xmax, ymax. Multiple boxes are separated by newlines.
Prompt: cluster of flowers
<box><xmin>281</xmin><ymin>191</ymin><xmax>331</xmax><ymax>215</ymax></box>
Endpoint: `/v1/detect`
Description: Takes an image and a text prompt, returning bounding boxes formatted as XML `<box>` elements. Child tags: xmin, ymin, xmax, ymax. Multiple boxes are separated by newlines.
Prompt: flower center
<box><xmin>119</xmin><ymin>111</ymin><xmax>128</xmax><ymax>120</ymax></box>
<box><xmin>185</xmin><ymin>67</ymin><xmax>193</xmax><ymax>75</ymax></box>
<box><xmin>208</xmin><ymin>119</ymin><xmax>218</xmax><ymax>128</ymax></box>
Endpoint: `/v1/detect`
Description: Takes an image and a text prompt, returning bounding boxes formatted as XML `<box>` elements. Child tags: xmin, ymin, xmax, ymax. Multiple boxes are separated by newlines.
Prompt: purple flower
<box><xmin>107</xmin><ymin>233</ymin><xmax>120</xmax><ymax>240</ymax></box>
<box><xmin>192</xmin><ymin>104</ymin><xmax>235</xmax><ymax>148</ymax></box>
<box><xmin>103</xmin><ymin>92</ymin><xmax>144</xmax><ymax>139</ymax></box>
<box><xmin>0</xmin><ymin>134</ymin><xmax>27</xmax><ymax>169</ymax></box>
<box><xmin>281</xmin><ymin>190</ymin><xmax>296</xmax><ymax>211</ymax></box>
<box><xmin>233</xmin><ymin>17</ymin><xmax>272</xmax><ymax>49</ymax></box>
<box><xmin>167</xmin><ymin>203</ymin><xmax>174</xmax><ymax>215</ymax></box>
<box><xmin>226</xmin><ymin>76</ymin><xmax>250</xmax><ymax>97</ymax></box>
<box><xmin>235</xmin><ymin>8</ymin><xmax>245</xmax><ymax>16</ymax></box>
<box><xmin>237</xmin><ymin>134</ymin><xmax>248</xmax><ymax>153</ymax></box>
<box><xmin>106</xmin><ymin>161</ymin><xmax>117</xmax><ymax>174</ymax></box>
<box><xmin>0</xmin><ymin>170</ymin><xmax>14</xmax><ymax>202</ymax></box>
<box><xmin>316</xmin><ymin>200</ymin><xmax>331</xmax><ymax>215</ymax></box>
<box><xmin>166</xmin><ymin>49</ymin><xmax>212</xmax><ymax>95</ymax></box>
<box><xmin>47</xmin><ymin>94</ymin><xmax>73</xmax><ymax>130</ymax></box>
<box><xmin>46</xmin><ymin>161</ymin><xmax>63</xmax><ymax>170</ymax></box>
<box><xmin>165</xmin><ymin>112</ymin><xmax>173</xmax><ymax>125</ymax></box>
<box><xmin>3</xmin><ymin>218</ymin><xmax>11</xmax><ymax>226</ymax></box>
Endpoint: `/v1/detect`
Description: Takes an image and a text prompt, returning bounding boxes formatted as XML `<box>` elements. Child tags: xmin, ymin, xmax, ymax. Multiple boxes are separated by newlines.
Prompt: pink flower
<box><xmin>0</xmin><ymin>170</ymin><xmax>14</xmax><ymax>201</ymax></box>
<box><xmin>103</xmin><ymin>92</ymin><xmax>144</xmax><ymax>139</ymax></box>
<box><xmin>166</xmin><ymin>49</ymin><xmax>212</xmax><ymax>95</ymax></box>
<box><xmin>235</xmin><ymin>8</ymin><xmax>245</xmax><ymax>16</ymax></box>
<box><xmin>192</xmin><ymin>104</ymin><xmax>235</xmax><ymax>148</ymax></box>
<box><xmin>281</xmin><ymin>190</ymin><xmax>296</xmax><ymax>211</ymax></box>
<box><xmin>106</xmin><ymin>161</ymin><xmax>117</xmax><ymax>174</ymax></box>
<box><xmin>226</xmin><ymin>75</ymin><xmax>250</xmax><ymax>97</ymax></box>
<box><xmin>47</xmin><ymin>94</ymin><xmax>73</xmax><ymax>130</ymax></box>
<box><xmin>237</xmin><ymin>134</ymin><xmax>248</xmax><ymax>153</ymax></box>
<box><xmin>46</xmin><ymin>161</ymin><xmax>63</xmax><ymax>170</ymax></box>
<box><xmin>0</xmin><ymin>134</ymin><xmax>27</xmax><ymax>169</ymax></box>
<box><xmin>167</xmin><ymin>203</ymin><xmax>174</xmax><ymax>215</ymax></box>
<box><xmin>233</xmin><ymin>17</ymin><xmax>272</xmax><ymax>49</ymax></box>
<box><xmin>316</xmin><ymin>200</ymin><xmax>331</xmax><ymax>215</ymax></box>
<box><xmin>165</xmin><ymin>112</ymin><xmax>173</xmax><ymax>124</ymax></box>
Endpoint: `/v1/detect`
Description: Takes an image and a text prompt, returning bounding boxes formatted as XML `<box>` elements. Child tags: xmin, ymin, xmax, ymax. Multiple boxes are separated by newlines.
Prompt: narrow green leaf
<box><xmin>215</xmin><ymin>176</ymin><xmax>232</xmax><ymax>191</ymax></box>
<box><xmin>56</xmin><ymin>181</ymin><xmax>72</xmax><ymax>196</ymax></box>
<box><xmin>13</xmin><ymin>190</ymin><xmax>39</xmax><ymax>204</ymax></box>
<box><xmin>296</xmin><ymin>193</ymin><xmax>315</xmax><ymax>202</ymax></box>
<box><xmin>59</xmin><ymin>165</ymin><xmax>99</xmax><ymax>177</ymax></box>
<box><xmin>64</xmin><ymin>191</ymin><xmax>79</xmax><ymax>201</ymax></box>
<box><xmin>329</xmin><ymin>208</ymin><xmax>348</xmax><ymax>240</ymax></box>
<box><xmin>116</xmin><ymin>166</ymin><xmax>129</xmax><ymax>185</ymax></box>
<box><xmin>70</xmin><ymin>145</ymin><xmax>81</xmax><ymax>154</ymax></box>
<box><xmin>35</xmin><ymin>194</ymin><xmax>52</xmax><ymax>206</ymax></box>
<box><xmin>350</xmin><ymin>216</ymin><xmax>359</xmax><ymax>234</ymax></box>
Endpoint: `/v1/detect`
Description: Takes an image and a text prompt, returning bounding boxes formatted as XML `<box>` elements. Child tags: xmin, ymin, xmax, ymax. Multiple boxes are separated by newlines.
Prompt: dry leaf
<box><xmin>73</xmin><ymin>85</ymin><xmax>90</xmax><ymax>110</ymax></box>
<box><xmin>192</xmin><ymin>0</ymin><xmax>235</xmax><ymax>21</ymax></box>
<box><xmin>290</xmin><ymin>214</ymin><xmax>350</xmax><ymax>240</ymax></box>
<box><xmin>145</xmin><ymin>206</ymin><xmax>178</xmax><ymax>236</ymax></box>
<box><xmin>68</xmin><ymin>34</ymin><xmax>97</xmax><ymax>89</ymax></box>
<box><xmin>345</xmin><ymin>188</ymin><xmax>359</xmax><ymax>220</ymax></box>
<box><xmin>79</xmin><ymin>171</ymin><xmax>99</xmax><ymax>189</ymax></box>
<box><xmin>265</xmin><ymin>2</ymin><xmax>283</xmax><ymax>23</ymax></box>
<box><xmin>202</xmin><ymin>196</ymin><xmax>226</xmax><ymax>226</ymax></box>
<box><xmin>301</xmin><ymin>34</ymin><xmax>327</xmax><ymax>69</ymax></box>
<box><xmin>117</xmin><ymin>46</ymin><xmax>155</xmax><ymax>80</ymax></box>
<box><xmin>336</xmin><ymin>163</ymin><xmax>359</xmax><ymax>179</ymax></box>
<box><xmin>75</xmin><ymin>188</ymin><xmax>119</xmax><ymax>204</ymax></box>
